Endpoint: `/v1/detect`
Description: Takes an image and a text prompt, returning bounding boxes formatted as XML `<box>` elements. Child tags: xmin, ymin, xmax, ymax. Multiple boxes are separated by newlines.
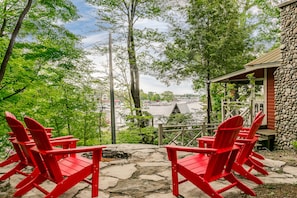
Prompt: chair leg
<box><xmin>245</xmin><ymin>159</ymin><xmax>269</xmax><ymax>175</ymax></box>
<box><xmin>0</xmin><ymin>162</ymin><xmax>26</xmax><ymax>180</ymax></box>
<box><xmin>190</xmin><ymin>176</ymin><xmax>224</xmax><ymax>198</ymax></box>
<box><xmin>0</xmin><ymin>154</ymin><xmax>19</xmax><ymax>167</ymax></box>
<box><xmin>16</xmin><ymin>168</ymin><xmax>40</xmax><ymax>188</ymax></box>
<box><xmin>92</xmin><ymin>167</ymin><xmax>99</xmax><ymax>197</ymax></box>
<box><xmin>249</xmin><ymin>157</ymin><xmax>264</xmax><ymax>167</ymax></box>
<box><xmin>225</xmin><ymin>173</ymin><xmax>256</xmax><ymax>196</ymax></box>
<box><xmin>14</xmin><ymin>175</ymin><xmax>46</xmax><ymax>197</ymax></box>
<box><xmin>171</xmin><ymin>165</ymin><xmax>179</xmax><ymax>196</ymax></box>
<box><xmin>251</xmin><ymin>151</ymin><xmax>265</xmax><ymax>160</ymax></box>
<box><xmin>232</xmin><ymin>163</ymin><xmax>263</xmax><ymax>184</ymax></box>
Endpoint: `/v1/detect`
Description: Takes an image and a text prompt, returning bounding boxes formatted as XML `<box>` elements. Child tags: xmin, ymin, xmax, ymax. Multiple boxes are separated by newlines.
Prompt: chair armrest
<box><xmin>236</xmin><ymin>137</ymin><xmax>258</xmax><ymax>143</ymax></box>
<box><xmin>49</xmin><ymin>135</ymin><xmax>74</xmax><ymax>141</ymax></box>
<box><xmin>8</xmin><ymin>132</ymin><xmax>14</xmax><ymax>137</ymax></box>
<box><xmin>197</xmin><ymin>137</ymin><xmax>214</xmax><ymax>141</ymax></box>
<box><xmin>43</xmin><ymin>145</ymin><xmax>106</xmax><ymax>155</ymax></box>
<box><xmin>238</xmin><ymin>132</ymin><xmax>260</xmax><ymax>138</ymax></box>
<box><xmin>166</xmin><ymin>145</ymin><xmax>216</xmax><ymax>153</ymax></box>
<box><xmin>166</xmin><ymin>145</ymin><xmax>217</xmax><ymax>162</ymax></box>
<box><xmin>196</xmin><ymin>137</ymin><xmax>214</xmax><ymax>148</ymax></box>
<box><xmin>241</xmin><ymin>127</ymin><xmax>250</xmax><ymax>131</ymax></box>
<box><xmin>236</xmin><ymin>139</ymin><xmax>251</xmax><ymax>143</ymax></box>
<box><xmin>234</xmin><ymin>142</ymin><xmax>245</xmax><ymax>148</ymax></box>
<box><xmin>49</xmin><ymin>138</ymin><xmax>79</xmax><ymax>147</ymax></box>
<box><xmin>237</xmin><ymin>132</ymin><xmax>248</xmax><ymax>137</ymax></box>
<box><xmin>12</xmin><ymin>139</ymin><xmax>35</xmax><ymax>146</ymax></box>
<box><xmin>45</xmin><ymin>128</ymin><xmax>54</xmax><ymax>133</ymax></box>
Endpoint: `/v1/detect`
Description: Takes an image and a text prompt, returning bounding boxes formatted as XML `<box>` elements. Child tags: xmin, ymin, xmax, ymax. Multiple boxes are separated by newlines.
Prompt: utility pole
<box><xmin>109</xmin><ymin>33</ymin><xmax>116</xmax><ymax>144</ymax></box>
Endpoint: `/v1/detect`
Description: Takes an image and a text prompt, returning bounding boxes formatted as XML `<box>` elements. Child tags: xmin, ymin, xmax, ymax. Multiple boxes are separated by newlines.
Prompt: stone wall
<box><xmin>275</xmin><ymin>0</ymin><xmax>297</xmax><ymax>149</ymax></box>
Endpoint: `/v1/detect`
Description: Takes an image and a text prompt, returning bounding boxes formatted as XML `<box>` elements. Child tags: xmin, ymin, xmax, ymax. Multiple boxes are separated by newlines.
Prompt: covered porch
<box><xmin>211</xmin><ymin>48</ymin><xmax>281</xmax><ymax>150</ymax></box>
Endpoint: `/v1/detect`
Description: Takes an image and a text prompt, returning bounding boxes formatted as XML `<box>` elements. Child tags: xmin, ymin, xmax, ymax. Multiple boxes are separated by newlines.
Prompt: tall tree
<box><xmin>88</xmin><ymin>0</ymin><xmax>167</xmax><ymax>127</ymax></box>
<box><xmin>153</xmin><ymin>0</ymin><xmax>251</xmax><ymax>123</ymax></box>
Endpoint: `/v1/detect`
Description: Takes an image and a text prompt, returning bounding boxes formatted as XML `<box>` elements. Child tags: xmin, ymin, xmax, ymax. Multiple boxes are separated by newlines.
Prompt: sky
<box><xmin>65</xmin><ymin>0</ymin><xmax>196</xmax><ymax>95</ymax></box>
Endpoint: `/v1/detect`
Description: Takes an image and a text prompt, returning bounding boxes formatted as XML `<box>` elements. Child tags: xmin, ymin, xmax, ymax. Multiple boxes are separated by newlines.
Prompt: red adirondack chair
<box><xmin>1</xmin><ymin>112</ymin><xmax>78</xmax><ymax>189</ymax></box>
<box><xmin>0</xmin><ymin>112</ymin><xmax>53</xmax><ymax>168</ymax></box>
<box><xmin>198</xmin><ymin>113</ymin><xmax>268</xmax><ymax>184</ymax></box>
<box><xmin>200</xmin><ymin>111</ymin><xmax>266</xmax><ymax>162</ymax></box>
<box><xmin>14</xmin><ymin>116</ymin><xmax>106</xmax><ymax>198</ymax></box>
<box><xmin>231</xmin><ymin>114</ymin><xmax>268</xmax><ymax>184</ymax></box>
<box><xmin>238</xmin><ymin>111</ymin><xmax>265</xmax><ymax>161</ymax></box>
<box><xmin>166</xmin><ymin>115</ymin><xmax>256</xmax><ymax>198</ymax></box>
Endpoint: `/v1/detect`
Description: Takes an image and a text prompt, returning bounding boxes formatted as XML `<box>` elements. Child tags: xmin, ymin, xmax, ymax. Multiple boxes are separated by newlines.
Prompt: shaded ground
<box><xmin>227</xmin><ymin>149</ymin><xmax>297</xmax><ymax>198</ymax></box>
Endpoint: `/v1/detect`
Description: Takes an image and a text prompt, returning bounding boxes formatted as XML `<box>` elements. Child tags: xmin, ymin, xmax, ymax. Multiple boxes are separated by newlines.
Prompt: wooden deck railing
<box><xmin>158</xmin><ymin>123</ymin><xmax>219</xmax><ymax>146</ymax></box>
<box><xmin>221</xmin><ymin>99</ymin><xmax>264</xmax><ymax>127</ymax></box>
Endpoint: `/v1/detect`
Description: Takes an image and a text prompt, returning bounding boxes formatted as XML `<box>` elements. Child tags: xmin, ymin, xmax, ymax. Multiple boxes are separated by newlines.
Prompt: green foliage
<box><xmin>151</xmin><ymin>0</ymin><xmax>280</xmax><ymax>92</ymax></box>
<box><xmin>84</xmin><ymin>127</ymin><xmax>157</xmax><ymax>145</ymax></box>
<box><xmin>167</xmin><ymin>113</ymin><xmax>193</xmax><ymax>125</ymax></box>
<box><xmin>161</xmin><ymin>91</ymin><xmax>175</xmax><ymax>102</ymax></box>
<box><xmin>210</xmin><ymin>83</ymin><xmax>225</xmax><ymax>122</ymax></box>
<box><xmin>117</xmin><ymin>127</ymin><xmax>157</xmax><ymax>144</ymax></box>
<box><xmin>243</xmin><ymin>0</ymin><xmax>280</xmax><ymax>50</ymax></box>
<box><xmin>140</xmin><ymin>90</ymin><xmax>175</xmax><ymax>102</ymax></box>
<box><xmin>125</xmin><ymin>108</ymin><xmax>153</xmax><ymax>128</ymax></box>
<box><xmin>0</xmin><ymin>0</ymin><xmax>108</xmax><ymax>148</ymax></box>
<box><xmin>151</xmin><ymin>0</ymin><xmax>250</xmax><ymax>90</ymax></box>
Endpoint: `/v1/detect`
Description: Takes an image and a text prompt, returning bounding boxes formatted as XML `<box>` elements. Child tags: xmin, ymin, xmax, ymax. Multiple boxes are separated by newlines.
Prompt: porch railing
<box><xmin>221</xmin><ymin>99</ymin><xmax>264</xmax><ymax>127</ymax></box>
<box><xmin>158</xmin><ymin>122</ymin><xmax>219</xmax><ymax>146</ymax></box>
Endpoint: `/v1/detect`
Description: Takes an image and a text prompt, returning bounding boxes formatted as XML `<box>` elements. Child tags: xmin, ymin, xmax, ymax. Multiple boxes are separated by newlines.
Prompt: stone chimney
<box><xmin>275</xmin><ymin>0</ymin><xmax>297</xmax><ymax>149</ymax></box>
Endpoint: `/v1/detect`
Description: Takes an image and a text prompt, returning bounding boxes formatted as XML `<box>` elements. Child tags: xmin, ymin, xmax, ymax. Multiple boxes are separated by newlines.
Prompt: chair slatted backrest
<box><xmin>245</xmin><ymin>113</ymin><xmax>265</xmax><ymax>139</ymax></box>
<box><xmin>5</xmin><ymin>112</ymin><xmax>32</xmax><ymax>164</ymax></box>
<box><xmin>204</xmin><ymin>115</ymin><xmax>243</xmax><ymax>181</ymax></box>
<box><xmin>24</xmin><ymin>116</ymin><xmax>63</xmax><ymax>182</ymax></box>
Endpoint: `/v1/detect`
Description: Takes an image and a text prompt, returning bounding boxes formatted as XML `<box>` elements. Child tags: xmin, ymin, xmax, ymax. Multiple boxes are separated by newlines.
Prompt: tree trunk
<box><xmin>0</xmin><ymin>0</ymin><xmax>33</xmax><ymax>83</ymax></box>
<box><xmin>127</xmin><ymin>8</ymin><xmax>143</xmax><ymax>127</ymax></box>
<box><xmin>207</xmin><ymin>71</ymin><xmax>212</xmax><ymax>124</ymax></box>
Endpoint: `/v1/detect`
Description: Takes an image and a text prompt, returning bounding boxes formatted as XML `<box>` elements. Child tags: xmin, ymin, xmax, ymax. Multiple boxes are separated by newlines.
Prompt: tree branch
<box><xmin>1</xmin><ymin>85</ymin><xmax>27</xmax><ymax>101</ymax></box>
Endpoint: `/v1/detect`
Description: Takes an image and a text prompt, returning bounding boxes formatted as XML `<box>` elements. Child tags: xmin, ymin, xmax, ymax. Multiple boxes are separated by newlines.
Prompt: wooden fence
<box><xmin>158</xmin><ymin>122</ymin><xmax>219</xmax><ymax>146</ymax></box>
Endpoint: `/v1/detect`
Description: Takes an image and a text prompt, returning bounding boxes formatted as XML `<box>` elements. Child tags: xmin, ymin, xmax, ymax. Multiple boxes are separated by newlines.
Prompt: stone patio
<box><xmin>1</xmin><ymin>144</ymin><xmax>297</xmax><ymax>198</ymax></box>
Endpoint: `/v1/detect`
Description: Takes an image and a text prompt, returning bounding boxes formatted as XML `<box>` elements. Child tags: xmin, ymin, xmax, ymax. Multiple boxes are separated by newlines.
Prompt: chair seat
<box><xmin>59</xmin><ymin>156</ymin><xmax>92</xmax><ymax>176</ymax></box>
<box><xmin>178</xmin><ymin>154</ymin><xmax>209</xmax><ymax>176</ymax></box>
